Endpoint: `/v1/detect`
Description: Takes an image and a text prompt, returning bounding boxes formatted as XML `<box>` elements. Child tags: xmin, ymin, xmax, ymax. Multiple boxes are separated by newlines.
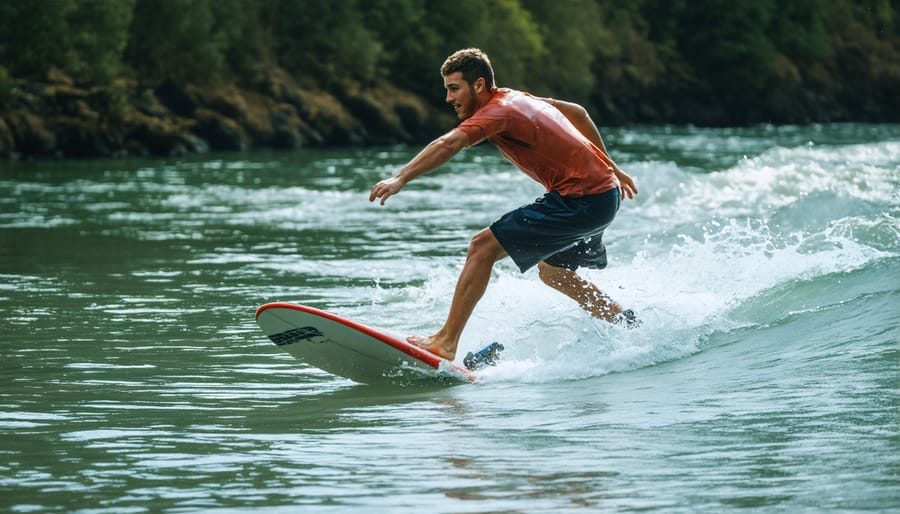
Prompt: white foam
<box><xmin>357</xmin><ymin>139</ymin><xmax>899</xmax><ymax>383</ymax></box>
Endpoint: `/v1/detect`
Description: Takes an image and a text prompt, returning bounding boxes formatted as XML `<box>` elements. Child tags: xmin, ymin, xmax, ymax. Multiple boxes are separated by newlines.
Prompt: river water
<box><xmin>2</xmin><ymin>124</ymin><xmax>898</xmax><ymax>513</ymax></box>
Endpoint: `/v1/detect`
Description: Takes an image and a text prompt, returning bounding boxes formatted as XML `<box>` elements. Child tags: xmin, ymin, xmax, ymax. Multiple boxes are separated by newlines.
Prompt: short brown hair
<box><xmin>441</xmin><ymin>48</ymin><xmax>495</xmax><ymax>89</ymax></box>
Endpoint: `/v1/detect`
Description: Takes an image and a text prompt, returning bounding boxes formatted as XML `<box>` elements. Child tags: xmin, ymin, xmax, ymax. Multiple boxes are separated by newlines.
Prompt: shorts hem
<box><xmin>489</xmin><ymin>225</ymin><xmax>535</xmax><ymax>273</ymax></box>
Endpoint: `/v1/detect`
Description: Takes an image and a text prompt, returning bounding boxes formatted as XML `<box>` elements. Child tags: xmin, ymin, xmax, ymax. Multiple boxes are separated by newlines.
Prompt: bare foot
<box><xmin>408</xmin><ymin>335</ymin><xmax>456</xmax><ymax>361</ymax></box>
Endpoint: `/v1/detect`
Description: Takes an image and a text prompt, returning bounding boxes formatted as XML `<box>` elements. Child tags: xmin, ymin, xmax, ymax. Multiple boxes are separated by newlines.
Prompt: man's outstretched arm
<box><xmin>369</xmin><ymin>129</ymin><xmax>469</xmax><ymax>205</ymax></box>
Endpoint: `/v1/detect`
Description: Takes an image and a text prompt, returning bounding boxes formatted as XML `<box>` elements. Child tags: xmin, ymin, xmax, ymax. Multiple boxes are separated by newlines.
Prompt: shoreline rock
<box><xmin>0</xmin><ymin>68</ymin><xmax>454</xmax><ymax>160</ymax></box>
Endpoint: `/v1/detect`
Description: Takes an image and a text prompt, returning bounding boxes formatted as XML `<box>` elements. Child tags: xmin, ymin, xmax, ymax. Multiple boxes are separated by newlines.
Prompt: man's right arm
<box><xmin>551</xmin><ymin>99</ymin><xmax>638</xmax><ymax>200</ymax></box>
<box><xmin>549</xmin><ymin>100</ymin><xmax>605</xmax><ymax>152</ymax></box>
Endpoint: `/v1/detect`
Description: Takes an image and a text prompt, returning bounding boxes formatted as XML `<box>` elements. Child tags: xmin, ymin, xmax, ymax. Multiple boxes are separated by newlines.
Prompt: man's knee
<box><xmin>468</xmin><ymin>229</ymin><xmax>506</xmax><ymax>263</ymax></box>
<box><xmin>537</xmin><ymin>261</ymin><xmax>571</xmax><ymax>287</ymax></box>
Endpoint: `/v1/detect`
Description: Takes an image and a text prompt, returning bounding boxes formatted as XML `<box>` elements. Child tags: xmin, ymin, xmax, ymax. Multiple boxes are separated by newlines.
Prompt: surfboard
<box><xmin>255</xmin><ymin>302</ymin><xmax>477</xmax><ymax>384</ymax></box>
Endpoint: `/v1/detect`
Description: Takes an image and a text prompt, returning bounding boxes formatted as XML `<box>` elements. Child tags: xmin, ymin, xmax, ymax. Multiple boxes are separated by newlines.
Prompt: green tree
<box><xmin>211</xmin><ymin>0</ymin><xmax>274</xmax><ymax>85</ymax></box>
<box><xmin>0</xmin><ymin>0</ymin><xmax>77</xmax><ymax>78</ymax></box>
<box><xmin>0</xmin><ymin>0</ymin><xmax>133</xmax><ymax>82</ymax></box>
<box><xmin>66</xmin><ymin>0</ymin><xmax>134</xmax><ymax>83</ymax></box>
<box><xmin>413</xmin><ymin>0</ymin><xmax>544</xmax><ymax>94</ymax></box>
<box><xmin>479</xmin><ymin>0</ymin><xmax>545</xmax><ymax>90</ymax></box>
<box><xmin>519</xmin><ymin>0</ymin><xmax>601</xmax><ymax>102</ymax></box>
<box><xmin>359</xmin><ymin>0</ymin><xmax>442</xmax><ymax>94</ymax></box>
<box><xmin>412</xmin><ymin>1</ymin><xmax>493</xmax><ymax>98</ymax></box>
<box><xmin>585</xmin><ymin>0</ymin><xmax>679</xmax><ymax>122</ymax></box>
<box><xmin>125</xmin><ymin>0</ymin><xmax>226</xmax><ymax>82</ymax></box>
<box><xmin>821</xmin><ymin>0</ymin><xmax>900</xmax><ymax>119</ymax></box>
<box><xmin>274</xmin><ymin>0</ymin><xmax>380</xmax><ymax>87</ymax></box>
<box><xmin>0</xmin><ymin>0</ymin><xmax>896</xmax><ymax>127</ymax></box>
<box><xmin>677</xmin><ymin>0</ymin><xmax>779</xmax><ymax>122</ymax></box>
<box><xmin>768</xmin><ymin>0</ymin><xmax>827</xmax><ymax>62</ymax></box>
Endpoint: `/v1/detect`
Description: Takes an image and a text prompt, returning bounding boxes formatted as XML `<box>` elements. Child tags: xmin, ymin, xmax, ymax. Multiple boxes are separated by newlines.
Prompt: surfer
<box><xmin>369</xmin><ymin>48</ymin><xmax>639</xmax><ymax>360</ymax></box>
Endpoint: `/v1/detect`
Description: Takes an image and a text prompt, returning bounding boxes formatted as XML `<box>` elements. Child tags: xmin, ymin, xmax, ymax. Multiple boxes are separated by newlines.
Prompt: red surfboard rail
<box><xmin>256</xmin><ymin>302</ymin><xmax>475</xmax><ymax>381</ymax></box>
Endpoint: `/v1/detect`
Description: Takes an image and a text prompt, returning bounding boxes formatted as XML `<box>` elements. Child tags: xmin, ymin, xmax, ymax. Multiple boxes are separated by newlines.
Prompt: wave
<box><xmin>378</xmin><ymin>137</ymin><xmax>900</xmax><ymax>384</ymax></box>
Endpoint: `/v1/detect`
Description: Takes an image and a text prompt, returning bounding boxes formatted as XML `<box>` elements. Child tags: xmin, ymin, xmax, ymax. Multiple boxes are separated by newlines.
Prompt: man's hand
<box><xmin>368</xmin><ymin>129</ymin><xmax>468</xmax><ymax>206</ymax></box>
<box><xmin>613</xmin><ymin>167</ymin><xmax>638</xmax><ymax>200</ymax></box>
<box><xmin>369</xmin><ymin>176</ymin><xmax>406</xmax><ymax>205</ymax></box>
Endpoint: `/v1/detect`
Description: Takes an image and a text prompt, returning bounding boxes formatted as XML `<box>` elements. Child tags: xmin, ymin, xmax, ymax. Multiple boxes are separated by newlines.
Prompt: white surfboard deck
<box><xmin>256</xmin><ymin>302</ymin><xmax>475</xmax><ymax>384</ymax></box>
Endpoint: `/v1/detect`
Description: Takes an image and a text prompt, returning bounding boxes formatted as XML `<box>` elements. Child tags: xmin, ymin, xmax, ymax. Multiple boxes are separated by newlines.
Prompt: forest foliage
<box><xmin>0</xmin><ymin>0</ymin><xmax>897</xmax><ymax>125</ymax></box>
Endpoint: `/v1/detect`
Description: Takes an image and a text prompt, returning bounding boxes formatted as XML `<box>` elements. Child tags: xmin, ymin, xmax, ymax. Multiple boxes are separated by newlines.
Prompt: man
<box><xmin>369</xmin><ymin>48</ymin><xmax>638</xmax><ymax>361</ymax></box>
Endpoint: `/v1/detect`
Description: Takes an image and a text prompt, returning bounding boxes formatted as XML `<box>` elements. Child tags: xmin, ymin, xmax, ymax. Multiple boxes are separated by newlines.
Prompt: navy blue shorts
<box><xmin>490</xmin><ymin>188</ymin><xmax>620</xmax><ymax>272</ymax></box>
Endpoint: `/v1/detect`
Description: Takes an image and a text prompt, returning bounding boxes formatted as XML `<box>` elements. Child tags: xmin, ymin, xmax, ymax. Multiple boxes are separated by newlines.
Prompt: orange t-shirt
<box><xmin>456</xmin><ymin>88</ymin><xmax>619</xmax><ymax>197</ymax></box>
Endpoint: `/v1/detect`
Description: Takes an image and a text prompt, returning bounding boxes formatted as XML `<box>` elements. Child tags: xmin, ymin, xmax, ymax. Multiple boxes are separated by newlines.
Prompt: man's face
<box><xmin>443</xmin><ymin>71</ymin><xmax>480</xmax><ymax>120</ymax></box>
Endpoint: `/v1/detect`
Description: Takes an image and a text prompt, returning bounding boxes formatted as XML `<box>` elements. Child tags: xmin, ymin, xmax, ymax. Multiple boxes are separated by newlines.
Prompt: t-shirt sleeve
<box><xmin>456</xmin><ymin>123</ymin><xmax>487</xmax><ymax>147</ymax></box>
<box><xmin>457</xmin><ymin>110</ymin><xmax>508</xmax><ymax>147</ymax></box>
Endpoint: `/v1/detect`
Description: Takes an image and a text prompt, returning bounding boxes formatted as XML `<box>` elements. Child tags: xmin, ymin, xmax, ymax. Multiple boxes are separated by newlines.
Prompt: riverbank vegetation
<box><xmin>1</xmin><ymin>0</ymin><xmax>897</xmax><ymax>158</ymax></box>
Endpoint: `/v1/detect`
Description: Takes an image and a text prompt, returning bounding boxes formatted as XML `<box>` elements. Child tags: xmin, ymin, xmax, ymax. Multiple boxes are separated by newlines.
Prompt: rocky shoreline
<box><xmin>0</xmin><ymin>68</ymin><xmax>454</xmax><ymax>160</ymax></box>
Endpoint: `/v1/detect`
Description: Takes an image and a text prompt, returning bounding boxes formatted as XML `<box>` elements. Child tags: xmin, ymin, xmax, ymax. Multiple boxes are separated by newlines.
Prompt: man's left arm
<box><xmin>369</xmin><ymin>128</ymin><xmax>469</xmax><ymax>205</ymax></box>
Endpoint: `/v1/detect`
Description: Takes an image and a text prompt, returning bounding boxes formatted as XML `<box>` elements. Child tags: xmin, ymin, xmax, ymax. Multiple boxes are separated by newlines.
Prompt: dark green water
<box><xmin>2</xmin><ymin>125</ymin><xmax>898</xmax><ymax>512</ymax></box>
